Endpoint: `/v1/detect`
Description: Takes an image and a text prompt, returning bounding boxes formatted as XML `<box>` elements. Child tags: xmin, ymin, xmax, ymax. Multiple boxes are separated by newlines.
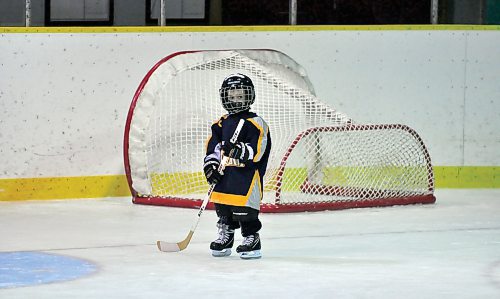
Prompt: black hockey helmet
<box><xmin>219</xmin><ymin>73</ymin><xmax>255</xmax><ymax>114</ymax></box>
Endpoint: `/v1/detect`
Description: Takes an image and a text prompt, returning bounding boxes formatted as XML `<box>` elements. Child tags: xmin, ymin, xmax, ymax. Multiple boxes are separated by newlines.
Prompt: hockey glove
<box><xmin>203</xmin><ymin>159</ymin><xmax>222</xmax><ymax>185</ymax></box>
<box><xmin>222</xmin><ymin>141</ymin><xmax>251</xmax><ymax>161</ymax></box>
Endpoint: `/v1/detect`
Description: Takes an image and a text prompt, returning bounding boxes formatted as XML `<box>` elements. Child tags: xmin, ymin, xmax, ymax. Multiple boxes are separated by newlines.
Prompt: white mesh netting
<box><xmin>125</xmin><ymin>50</ymin><xmax>435</xmax><ymax>212</ymax></box>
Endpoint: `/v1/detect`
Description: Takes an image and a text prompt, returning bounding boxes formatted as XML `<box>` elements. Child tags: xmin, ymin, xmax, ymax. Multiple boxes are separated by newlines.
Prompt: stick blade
<box><xmin>156</xmin><ymin>230</ymin><xmax>194</xmax><ymax>253</ymax></box>
<box><xmin>157</xmin><ymin>240</ymin><xmax>182</xmax><ymax>252</ymax></box>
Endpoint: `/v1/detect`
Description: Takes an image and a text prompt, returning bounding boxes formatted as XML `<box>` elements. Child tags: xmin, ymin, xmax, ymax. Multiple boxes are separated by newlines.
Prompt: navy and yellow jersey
<box><xmin>204</xmin><ymin>111</ymin><xmax>271</xmax><ymax>210</ymax></box>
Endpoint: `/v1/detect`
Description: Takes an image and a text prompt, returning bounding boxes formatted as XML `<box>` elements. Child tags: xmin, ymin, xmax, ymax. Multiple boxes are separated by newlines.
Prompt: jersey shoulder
<box><xmin>246</xmin><ymin>115</ymin><xmax>269</xmax><ymax>134</ymax></box>
<box><xmin>211</xmin><ymin>114</ymin><xmax>229</xmax><ymax>127</ymax></box>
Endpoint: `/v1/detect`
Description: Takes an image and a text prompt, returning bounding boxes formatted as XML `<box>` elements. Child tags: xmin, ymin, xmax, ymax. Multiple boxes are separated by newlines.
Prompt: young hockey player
<box><xmin>203</xmin><ymin>73</ymin><xmax>271</xmax><ymax>259</ymax></box>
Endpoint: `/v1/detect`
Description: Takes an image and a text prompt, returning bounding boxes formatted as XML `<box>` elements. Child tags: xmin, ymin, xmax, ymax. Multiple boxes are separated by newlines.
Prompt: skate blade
<box><xmin>239</xmin><ymin>250</ymin><xmax>261</xmax><ymax>259</ymax></box>
<box><xmin>211</xmin><ymin>248</ymin><xmax>232</xmax><ymax>257</ymax></box>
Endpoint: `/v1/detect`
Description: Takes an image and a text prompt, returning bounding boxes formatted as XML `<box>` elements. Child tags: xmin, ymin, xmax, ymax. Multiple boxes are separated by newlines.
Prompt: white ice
<box><xmin>1</xmin><ymin>189</ymin><xmax>499</xmax><ymax>299</ymax></box>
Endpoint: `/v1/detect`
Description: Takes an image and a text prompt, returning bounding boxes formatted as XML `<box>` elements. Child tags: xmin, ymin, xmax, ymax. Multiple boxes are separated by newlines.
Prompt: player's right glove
<box><xmin>203</xmin><ymin>158</ymin><xmax>222</xmax><ymax>185</ymax></box>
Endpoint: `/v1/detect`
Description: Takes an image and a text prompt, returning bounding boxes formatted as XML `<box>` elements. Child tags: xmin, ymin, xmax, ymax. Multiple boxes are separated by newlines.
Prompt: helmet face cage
<box><xmin>219</xmin><ymin>74</ymin><xmax>255</xmax><ymax>114</ymax></box>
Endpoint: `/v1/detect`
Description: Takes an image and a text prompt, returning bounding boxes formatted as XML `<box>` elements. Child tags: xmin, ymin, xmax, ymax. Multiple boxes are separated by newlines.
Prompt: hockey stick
<box><xmin>157</xmin><ymin>118</ymin><xmax>245</xmax><ymax>252</ymax></box>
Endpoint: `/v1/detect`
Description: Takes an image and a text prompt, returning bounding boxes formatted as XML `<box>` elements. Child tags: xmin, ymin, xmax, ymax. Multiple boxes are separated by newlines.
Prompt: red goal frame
<box><xmin>124</xmin><ymin>50</ymin><xmax>436</xmax><ymax>213</ymax></box>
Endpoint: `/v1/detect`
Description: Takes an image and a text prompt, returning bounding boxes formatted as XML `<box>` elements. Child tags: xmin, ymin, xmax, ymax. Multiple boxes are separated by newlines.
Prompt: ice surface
<box><xmin>0</xmin><ymin>189</ymin><xmax>499</xmax><ymax>298</ymax></box>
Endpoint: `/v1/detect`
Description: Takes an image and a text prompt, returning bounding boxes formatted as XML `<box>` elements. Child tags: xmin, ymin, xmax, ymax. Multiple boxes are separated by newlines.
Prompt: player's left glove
<box><xmin>203</xmin><ymin>158</ymin><xmax>223</xmax><ymax>185</ymax></box>
<box><xmin>222</xmin><ymin>141</ymin><xmax>251</xmax><ymax>161</ymax></box>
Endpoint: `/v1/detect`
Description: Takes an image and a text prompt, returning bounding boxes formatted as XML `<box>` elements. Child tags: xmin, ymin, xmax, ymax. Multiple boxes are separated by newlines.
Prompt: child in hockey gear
<box><xmin>203</xmin><ymin>73</ymin><xmax>271</xmax><ymax>259</ymax></box>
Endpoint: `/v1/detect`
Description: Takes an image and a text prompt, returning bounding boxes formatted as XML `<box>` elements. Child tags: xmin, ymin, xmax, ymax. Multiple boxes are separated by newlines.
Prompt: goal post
<box><xmin>124</xmin><ymin>49</ymin><xmax>435</xmax><ymax>213</ymax></box>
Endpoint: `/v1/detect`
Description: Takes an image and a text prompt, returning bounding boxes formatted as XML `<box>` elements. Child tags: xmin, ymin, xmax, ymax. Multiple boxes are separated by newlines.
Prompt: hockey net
<box><xmin>124</xmin><ymin>49</ymin><xmax>435</xmax><ymax>212</ymax></box>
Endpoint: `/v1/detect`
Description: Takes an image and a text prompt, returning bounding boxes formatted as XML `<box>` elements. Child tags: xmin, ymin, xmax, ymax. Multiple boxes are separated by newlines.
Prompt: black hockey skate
<box><xmin>210</xmin><ymin>223</ymin><xmax>235</xmax><ymax>257</ymax></box>
<box><xmin>236</xmin><ymin>233</ymin><xmax>261</xmax><ymax>259</ymax></box>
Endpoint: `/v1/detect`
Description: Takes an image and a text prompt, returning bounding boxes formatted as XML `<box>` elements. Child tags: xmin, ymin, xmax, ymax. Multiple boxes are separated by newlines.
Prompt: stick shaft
<box><xmin>157</xmin><ymin>119</ymin><xmax>245</xmax><ymax>252</ymax></box>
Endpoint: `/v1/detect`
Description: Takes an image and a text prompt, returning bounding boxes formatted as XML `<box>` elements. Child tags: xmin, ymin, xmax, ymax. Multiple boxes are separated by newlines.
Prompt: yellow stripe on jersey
<box><xmin>204</xmin><ymin>135</ymin><xmax>211</xmax><ymax>153</ymax></box>
<box><xmin>247</xmin><ymin>117</ymin><xmax>269</xmax><ymax>163</ymax></box>
<box><xmin>205</xmin><ymin>116</ymin><xmax>227</xmax><ymax>153</ymax></box>
<box><xmin>210</xmin><ymin>170</ymin><xmax>262</xmax><ymax>208</ymax></box>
